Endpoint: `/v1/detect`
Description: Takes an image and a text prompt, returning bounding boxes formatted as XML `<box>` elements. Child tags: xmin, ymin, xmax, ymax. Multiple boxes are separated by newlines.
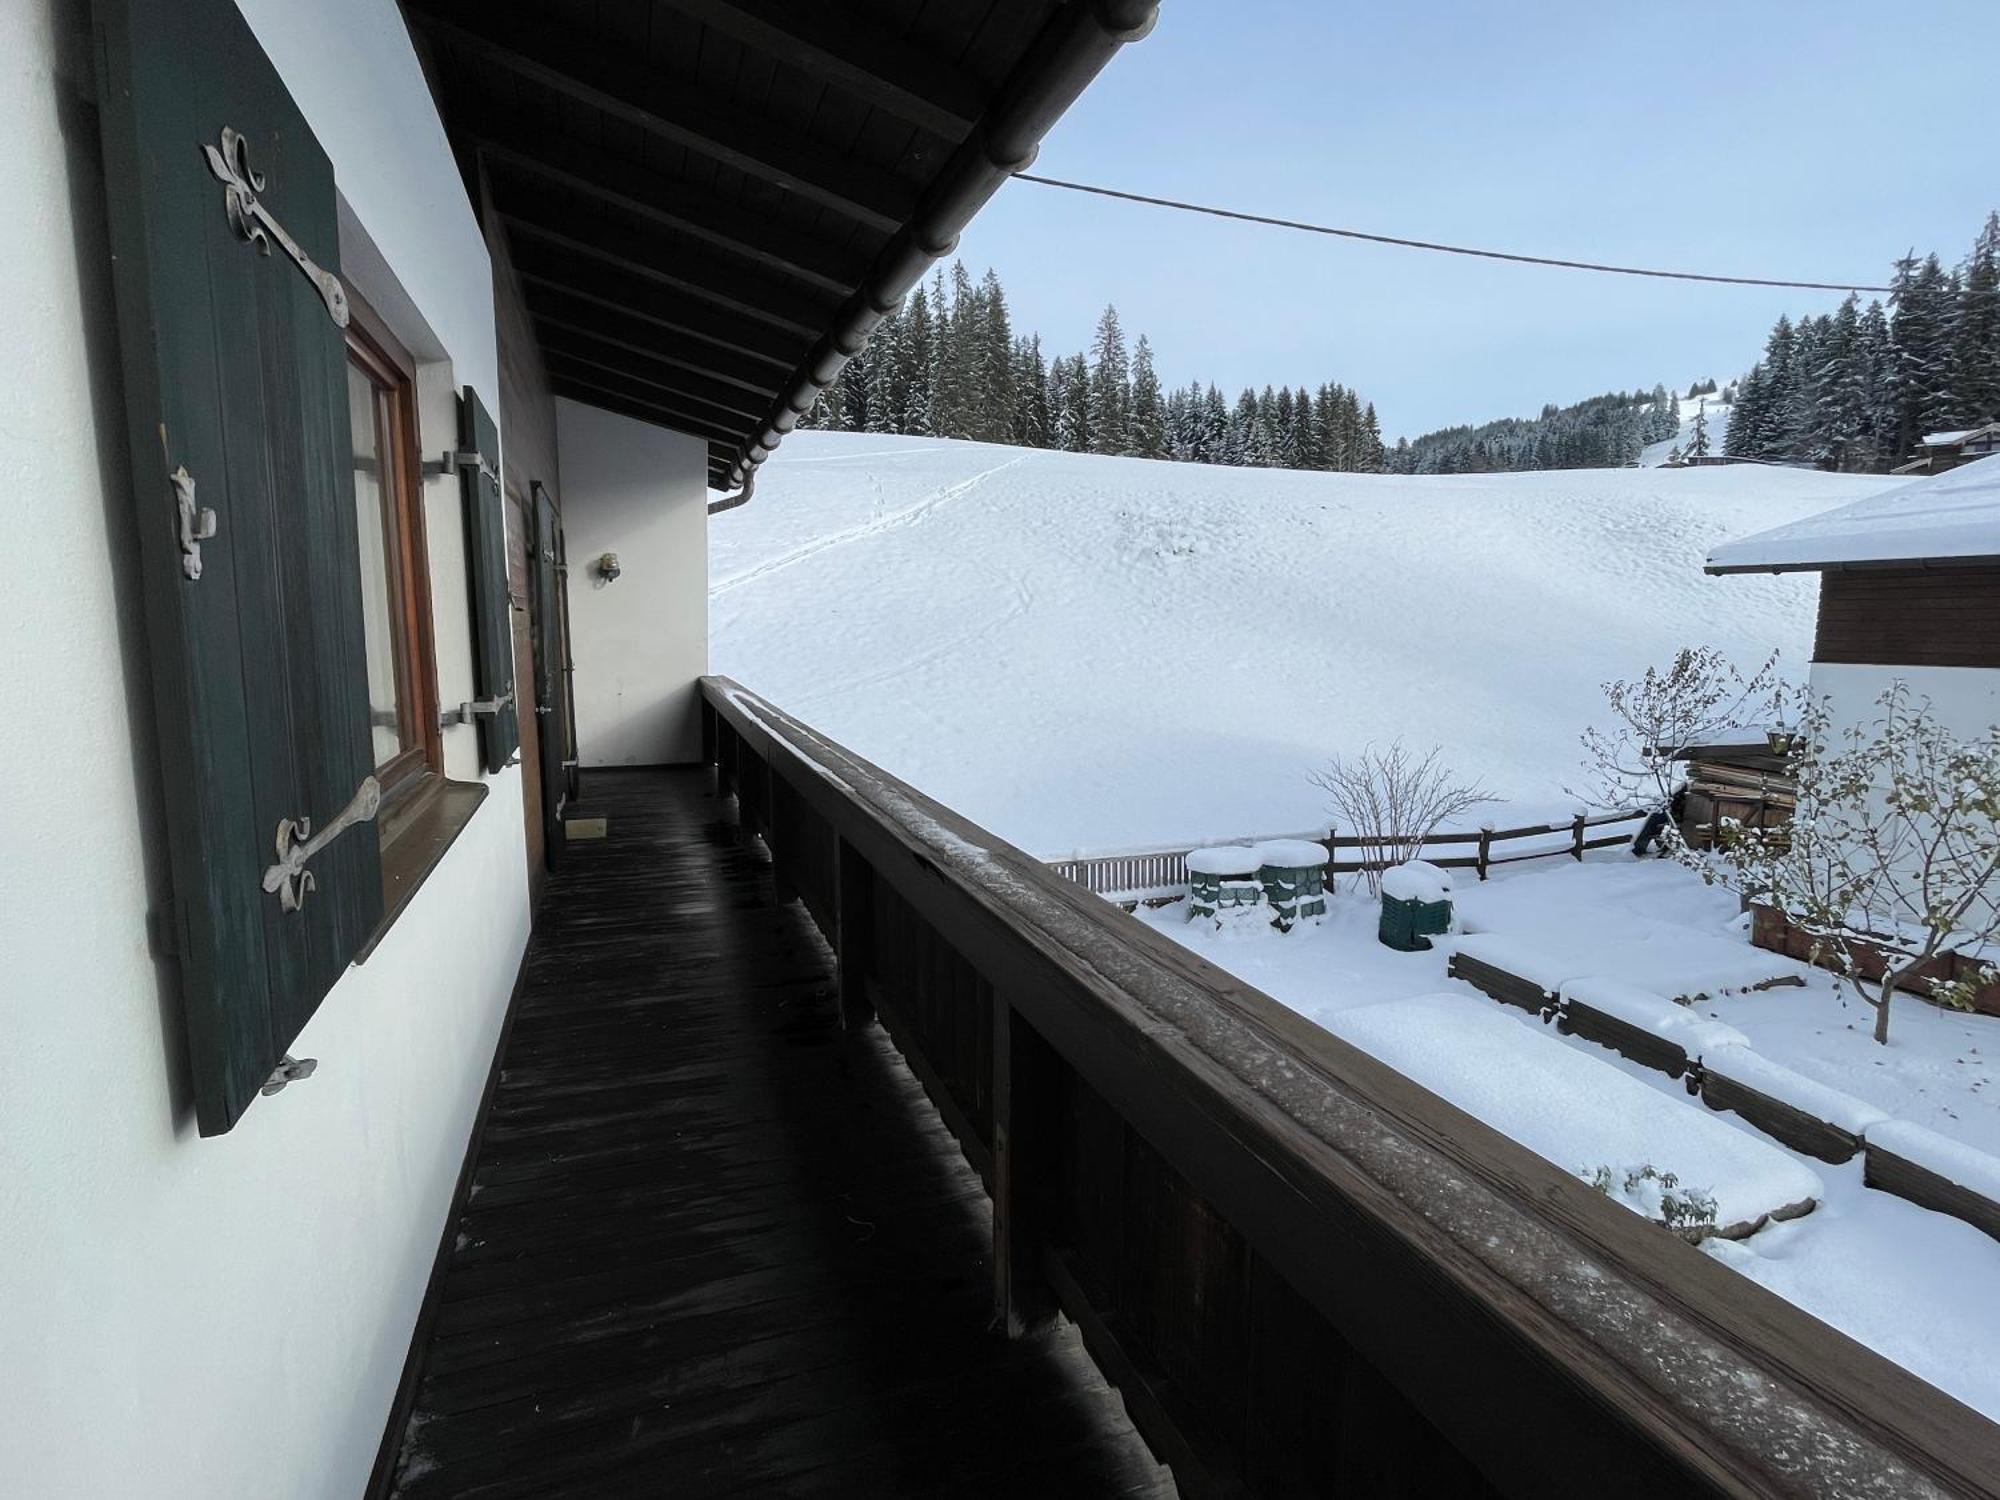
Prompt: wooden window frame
<box><xmin>344</xmin><ymin>289</ymin><xmax>442</xmax><ymax>810</ymax></box>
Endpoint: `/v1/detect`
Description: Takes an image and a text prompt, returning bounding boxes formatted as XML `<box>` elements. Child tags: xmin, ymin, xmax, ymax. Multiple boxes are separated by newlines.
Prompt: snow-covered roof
<box><xmin>1704</xmin><ymin>452</ymin><xmax>2000</xmax><ymax>573</ymax></box>
<box><xmin>1922</xmin><ymin>421</ymin><xmax>2000</xmax><ymax>447</ymax></box>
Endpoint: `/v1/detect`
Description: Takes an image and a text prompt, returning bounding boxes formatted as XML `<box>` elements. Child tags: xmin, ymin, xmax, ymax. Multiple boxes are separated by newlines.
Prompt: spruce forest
<box><xmin>798</xmin><ymin>261</ymin><xmax>1389</xmax><ymax>473</ymax></box>
<box><xmin>1726</xmin><ymin>211</ymin><xmax>2000</xmax><ymax>470</ymax></box>
<box><xmin>803</xmin><ymin>211</ymin><xmax>2000</xmax><ymax>478</ymax></box>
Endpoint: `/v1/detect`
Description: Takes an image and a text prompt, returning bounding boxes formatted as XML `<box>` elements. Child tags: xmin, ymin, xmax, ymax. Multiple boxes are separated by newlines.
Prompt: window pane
<box><xmin>348</xmin><ymin>360</ymin><xmax>404</xmax><ymax>768</ymax></box>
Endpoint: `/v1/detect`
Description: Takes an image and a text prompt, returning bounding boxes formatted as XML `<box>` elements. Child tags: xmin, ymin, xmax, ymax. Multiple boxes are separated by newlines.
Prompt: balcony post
<box><xmin>992</xmin><ymin>996</ymin><xmax>1059</xmax><ymax>1336</ymax></box>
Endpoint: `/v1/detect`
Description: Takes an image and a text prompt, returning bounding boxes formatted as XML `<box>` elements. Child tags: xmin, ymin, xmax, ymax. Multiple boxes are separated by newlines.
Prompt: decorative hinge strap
<box><xmin>262</xmin><ymin>775</ymin><xmax>382</xmax><ymax>913</ymax></box>
<box><xmin>201</xmin><ymin>126</ymin><xmax>349</xmax><ymax>328</ymax></box>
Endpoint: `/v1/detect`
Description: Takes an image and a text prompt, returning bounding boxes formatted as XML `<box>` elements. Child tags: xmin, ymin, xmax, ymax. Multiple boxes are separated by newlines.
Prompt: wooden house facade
<box><xmin>7</xmin><ymin>1</ymin><xmax>1999</xmax><ymax>1495</ymax></box>
<box><xmin>1708</xmin><ymin>455</ymin><xmax>2000</xmax><ymax>1012</ymax></box>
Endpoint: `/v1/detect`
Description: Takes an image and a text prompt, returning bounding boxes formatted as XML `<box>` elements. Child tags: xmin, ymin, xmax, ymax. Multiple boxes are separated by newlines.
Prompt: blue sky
<box><xmin>953</xmin><ymin>1</ymin><xmax>2000</xmax><ymax>438</ymax></box>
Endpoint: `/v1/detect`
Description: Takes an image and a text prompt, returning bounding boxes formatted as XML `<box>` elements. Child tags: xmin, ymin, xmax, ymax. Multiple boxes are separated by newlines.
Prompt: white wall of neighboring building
<box><xmin>557</xmin><ymin>399</ymin><xmax>712</xmax><ymax>766</ymax></box>
<box><xmin>1809</xmin><ymin>662</ymin><xmax>2000</xmax><ymax>747</ymax></box>
<box><xmin>0</xmin><ymin>2</ymin><xmax>530</xmax><ymax>1496</ymax></box>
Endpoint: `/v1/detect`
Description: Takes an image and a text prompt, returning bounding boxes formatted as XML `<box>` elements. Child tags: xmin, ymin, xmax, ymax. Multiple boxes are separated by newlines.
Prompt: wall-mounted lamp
<box><xmin>595</xmin><ymin>551</ymin><xmax>622</xmax><ymax>584</ymax></box>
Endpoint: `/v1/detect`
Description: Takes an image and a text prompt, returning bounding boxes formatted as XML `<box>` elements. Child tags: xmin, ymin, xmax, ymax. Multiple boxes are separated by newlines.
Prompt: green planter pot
<box><xmin>1377</xmin><ymin>861</ymin><xmax>1455</xmax><ymax>951</ymax></box>
<box><xmin>1378</xmin><ymin>894</ymin><xmax>1453</xmax><ymax>951</ymax></box>
<box><xmin>1252</xmin><ymin>839</ymin><xmax>1331</xmax><ymax>932</ymax></box>
<box><xmin>1187</xmin><ymin>846</ymin><xmax>1263</xmax><ymax>921</ymax></box>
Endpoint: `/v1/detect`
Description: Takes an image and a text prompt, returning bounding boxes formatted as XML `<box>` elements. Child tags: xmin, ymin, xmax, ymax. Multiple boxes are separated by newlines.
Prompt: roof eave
<box><xmin>1704</xmin><ymin>553</ymin><xmax>2000</xmax><ymax>576</ymax></box>
<box><xmin>720</xmin><ymin>0</ymin><xmax>1160</xmax><ymax>489</ymax></box>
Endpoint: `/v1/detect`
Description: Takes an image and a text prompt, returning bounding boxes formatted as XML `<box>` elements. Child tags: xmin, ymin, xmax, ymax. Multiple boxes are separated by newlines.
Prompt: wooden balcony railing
<box><xmin>700</xmin><ymin>676</ymin><xmax>1995</xmax><ymax>1499</ymax></box>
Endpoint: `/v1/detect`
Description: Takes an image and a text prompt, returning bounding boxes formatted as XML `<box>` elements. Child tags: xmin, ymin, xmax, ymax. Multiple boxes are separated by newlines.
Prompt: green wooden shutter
<box><xmin>459</xmin><ymin>388</ymin><xmax>520</xmax><ymax>773</ymax></box>
<box><xmin>94</xmin><ymin>0</ymin><xmax>383</xmax><ymax>1134</ymax></box>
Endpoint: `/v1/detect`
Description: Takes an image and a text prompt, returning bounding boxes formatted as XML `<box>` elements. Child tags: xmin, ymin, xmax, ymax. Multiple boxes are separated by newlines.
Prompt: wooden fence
<box><xmin>701</xmin><ymin>676</ymin><xmax>1991</xmax><ymax>1499</ymax></box>
<box><xmin>1048</xmin><ymin>809</ymin><xmax>1650</xmax><ymax>899</ymax></box>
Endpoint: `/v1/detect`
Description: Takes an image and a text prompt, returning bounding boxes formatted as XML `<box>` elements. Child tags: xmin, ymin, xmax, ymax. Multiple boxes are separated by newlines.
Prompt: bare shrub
<box><xmin>1310</xmin><ymin>743</ymin><xmax>1490</xmax><ymax>895</ymax></box>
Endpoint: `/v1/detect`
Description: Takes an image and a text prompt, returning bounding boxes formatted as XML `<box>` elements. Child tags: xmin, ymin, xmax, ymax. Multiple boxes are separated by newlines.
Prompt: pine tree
<box><xmin>975</xmin><ymin>268</ymin><xmax>1016</xmax><ymax>443</ymax></box>
<box><xmin>1013</xmin><ymin>334</ymin><xmax>1050</xmax><ymax>448</ymax></box>
<box><xmin>1890</xmin><ymin>252</ymin><xmax>1958</xmax><ymax>456</ymax></box>
<box><xmin>1951</xmin><ymin>212</ymin><xmax>2000</xmax><ymax>425</ymax></box>
<box><xmin>1811</xmin><ymin>295</ymin><xmax>1865</xmax><ymax>470</ymax></box>
<box><xmin>1687</xmin><ymin>398</ymin><xmax>1711</xmax><ymax>459</ymax></box>
<box><xmin>1360</xmin><ymin>403</ymin><xmax>1385</xmax><ymax>471</ymax></box>
<box><xmin>903</xmin><ymin>281</ymin><xmax>935</xmax><ymax>435</ymax></box>
<box><xmin>1129</xmin><ymin>334</ymin><xmax>1165</xmax><ymax>458</ymax></box>
<box><xmin>1087</xmin><ymin>305</ymin><xmax>1131</xmax><ymax>455</ymax></box>
<box><xmin>864</xmin><ymin>302</ymin><xmax>906</xmax><ymax>434</ymax></box>
<box><xmin>1055</xmin><ymin>353</ymin><xmax>1090</xmax><ymax>452</ymax></box>
<box><xmin>1856</xmin><ymin>299</ymin><xmax>1895</xmax><ymax>467</ymax></box>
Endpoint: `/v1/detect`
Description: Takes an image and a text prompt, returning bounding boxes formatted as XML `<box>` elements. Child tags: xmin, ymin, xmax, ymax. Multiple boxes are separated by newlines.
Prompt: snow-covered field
<box><xmin>711</xmin><ymin>432</ymin><xmax>1879</xmax><ymax>857</ymax></box>
<box><xmin>1139</xmin><ymin>855</ymin><xmax>2000</xmax><ymax>1421</ymax></box>
<box><xmin>710</xmin><ymin>432</ymin><xmax>2000</xmax><ymax>1418</ymax></box>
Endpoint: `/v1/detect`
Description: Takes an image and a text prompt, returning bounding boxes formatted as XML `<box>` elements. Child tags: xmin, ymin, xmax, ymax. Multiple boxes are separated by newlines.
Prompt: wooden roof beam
<box><xmin>521</xmin><ymin>296</ymin><xmax>786</xmax><ymax>402</ymax></box>
<box><xmin>508</xmin><ymin>248</ymin><xmax>808</xmax><ymax>373</ymax></box>
<box><xmin>497</xmin><ymin>203</ymin><xmax>836</xmax><ymax>339</ymax></box>
<box><xmin>546</xmin><ymin>367</ymin><xmax>746</xmax><ymax>445</ymax></box>
<box><xmin>407</xmin><ymin>0</ymin><xmax>916</xmax><ymax>231</ymax></box>
<box><xmin>650</xmin><ymin>0</ymin><xmax>983</xmax><ymax>142</ymax></box>
<box><xmin>472</xmin><ymin>126</ymin><xmax>869</xmax><ymax>297</ymax></box>
<box><xmin>532</xmin><ymin>326</ymin><xmax>773</xmax><ymax>424</ymax></box>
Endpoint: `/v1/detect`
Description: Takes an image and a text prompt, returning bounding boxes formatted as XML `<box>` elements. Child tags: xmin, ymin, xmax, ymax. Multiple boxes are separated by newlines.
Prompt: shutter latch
<box><xmin>262</xmin><ymin>775</ymin><xmax>382</xmax><ymax>913</ymax></box>
<box><xmin>261</xmin><ymin>1055</ymin><xmax>317</xmax><ymax>1096</ymax></box>
<box><xmin>171</xmin><ymin>465</ymin><xmax>217</xmax><ymax>580</ymax></box>
<box><xmin>202</xmin><ymin>126</ymin><xmax>350</xmax><ymax>328</ymax></box>
<box><xmin>440</xmin><ymin>689</ymin><xmax>514</xmax><ymax>729</ymax></box>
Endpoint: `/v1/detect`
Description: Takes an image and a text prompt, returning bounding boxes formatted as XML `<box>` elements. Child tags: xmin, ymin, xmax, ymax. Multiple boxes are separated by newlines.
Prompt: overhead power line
<box><xmin>1011</xmin><ymin>172</ymin><xmax>1893</xmax><ymax>294</ymax></box>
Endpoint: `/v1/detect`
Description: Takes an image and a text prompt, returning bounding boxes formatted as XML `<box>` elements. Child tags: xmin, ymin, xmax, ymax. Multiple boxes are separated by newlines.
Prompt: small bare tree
<box><xmin>1686</xmin><ymin>684</ymin><xmax>2000</xmax><ymax>1045</ymax></box>
<box><xmin>1310</xmin><ymin>742</ymin><xmax>1490</xmax><ymax>895</ymax></box>
<box><xmin>1573</xmin><ymin>646</ymin><xmax>1789</xmax><ymax>813</ymax></box>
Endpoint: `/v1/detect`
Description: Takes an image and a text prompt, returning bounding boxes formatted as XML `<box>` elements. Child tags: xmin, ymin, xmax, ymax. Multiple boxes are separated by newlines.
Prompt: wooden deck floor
<box><xmin>382</xmin><ymin>768</ymin><xmax>1173</xmax><ymax>1498</ymax></box>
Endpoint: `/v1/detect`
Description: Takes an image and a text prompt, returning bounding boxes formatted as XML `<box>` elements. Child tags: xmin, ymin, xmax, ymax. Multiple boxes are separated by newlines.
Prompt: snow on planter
<box><xmin>1557</xmin><ymin>978</ymin><xmax>1752</xmax><ymax>1078</ymax></box>
<box><xmin>1378</xmin><ymin>860</ymin><xmax>1454</xmax><ymax>952</ymax></box>
<box><xmin>1863</xmin><ymin>1120</ymin><xmax>2000</xmax><ymax>1241</ymax></box>
<box><xmin>1325</xmin><ymin>993</ymin><xmax>1822</xmax><ymax>1239</ymax></box>
<box><xmin>1380</xmin><ymin>860</ymin><xmax>1452</xmax><ymax>904</ymax></box>
<box><xmin>1699</xmin><ymin>1049</ymin><xmax>1888</xmax><ymax>1137</ymax></box>
<box><xmin>1445</xmin><ymin>933</ymin><xmax>1567</xmax><ymax>1016</ymax></box>
<box><xmin>1186</xmin><ymin>846</ymin><xmax>1266</xmax><ymax>928</ymax></box>
<box><xmin>1252</xmin><ymin>839</ymin><xmax>1331</xmax><ymax>931</ymax></box>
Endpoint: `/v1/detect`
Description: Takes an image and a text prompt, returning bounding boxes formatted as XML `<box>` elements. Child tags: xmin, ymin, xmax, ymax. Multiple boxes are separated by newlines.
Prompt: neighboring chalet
<box><xmin>1707</xmin><ymin>453</ymin><xmax>2000</xmax><ymax>1010</ymax></box>
<box><xmin>9</xmin><ymin>2</ymin><xmax>1999</xmax><ymax>1497</ymax></box>
<box><xmin>1892</xmin><ymin>419</ymin><xmax>2000</xmax><ymax>476</ymax></box>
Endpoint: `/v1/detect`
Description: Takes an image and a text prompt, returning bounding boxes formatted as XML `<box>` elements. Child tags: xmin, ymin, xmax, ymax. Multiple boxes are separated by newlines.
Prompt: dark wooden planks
<box><xmin>381</xmin><ymin>768</ymin><xmax>1169</xmax><ymax>1498</ymax></box>
<box><xmin>1815</xmin><ymin>565</ymin><xmax>2000</xmax><ymax>668</ymax></box>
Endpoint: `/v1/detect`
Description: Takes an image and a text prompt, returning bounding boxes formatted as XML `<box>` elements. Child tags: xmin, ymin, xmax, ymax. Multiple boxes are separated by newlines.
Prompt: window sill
<box><xmin>356</xmin><ymin>775</ymin><xmax>490</xmax><ymax>962</ymax></box>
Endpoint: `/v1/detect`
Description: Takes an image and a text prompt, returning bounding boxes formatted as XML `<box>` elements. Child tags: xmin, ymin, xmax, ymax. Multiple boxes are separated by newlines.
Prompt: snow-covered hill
<box><xmin>1640</xmin><ymin>396</ymin><xmax>1732</xmax><ymax>466</ymax></box>
<box><xmin>711</xmin><ymin>433</ymin><xmax>1882</xmax><ymax>857</ymax></box>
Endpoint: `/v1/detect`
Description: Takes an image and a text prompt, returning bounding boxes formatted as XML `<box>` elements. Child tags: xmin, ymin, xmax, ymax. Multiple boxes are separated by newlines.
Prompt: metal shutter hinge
<box><xmin>261</xmin><ymin>1054</ymin><xmax>317</xmax><ymax>1096</ymax></box>
<box><xmin>171</xmin><ymin>465</ymin><xmax>216</xmax><ymax>580</ymax></box>
<box><xmin>263</xmin><ymin>775</ymin><xmax>382</xmax><ymax>913</ymax></box>
<box><xmin>424</xmin><ymin>449</ymin><xmax>499</xmax><ymax>485</ymax></box>
<box><xmin>440</xmin><ymin>688</ymin><xmax>514</xmax><ymax>729</ymax></box>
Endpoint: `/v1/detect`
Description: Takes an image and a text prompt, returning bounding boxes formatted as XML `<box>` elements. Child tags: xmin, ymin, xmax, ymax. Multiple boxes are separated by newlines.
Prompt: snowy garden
<box><xmin>1137</xmin><ymin>840</ymin><xmax>2000</xmax><ymax>1420</ymax></box>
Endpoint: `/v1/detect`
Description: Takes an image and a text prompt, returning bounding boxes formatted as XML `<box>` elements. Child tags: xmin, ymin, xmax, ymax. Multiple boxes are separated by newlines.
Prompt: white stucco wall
<box><xmin>0</xmin><ymin>3</ymin><xmax>530</xmax><ymax>1496</ymax></box>
<box><xmin>557</xmin><ymin>399</ymin><xmax>712</xmax><ymax>765</ymax></box>
<box><xmin>1809</xmin><ymin>662</ymin><xmax>2000</xmax><ymax>746</ymax></box>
